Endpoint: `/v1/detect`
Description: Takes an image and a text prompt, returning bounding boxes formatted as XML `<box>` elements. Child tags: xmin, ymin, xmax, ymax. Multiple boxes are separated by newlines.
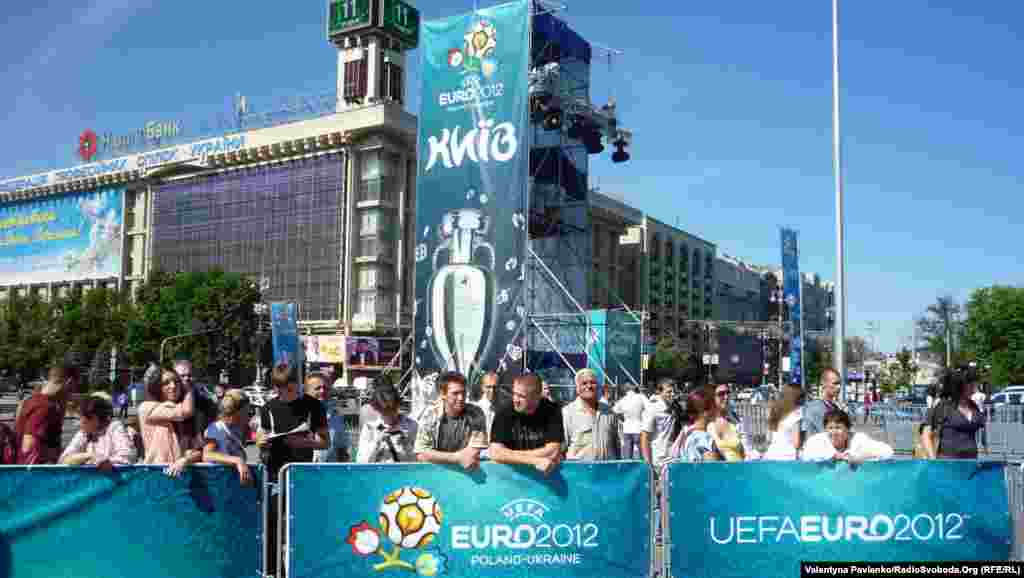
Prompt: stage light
<box><xmin>611</xmin><ymin>138</ymin><xmax>630</xmax><ymax>163</ymax></box>
<box><xmin>542</xmin><ymin>109</ymin><xmax>562</xmax><ymax>131</ymax></box>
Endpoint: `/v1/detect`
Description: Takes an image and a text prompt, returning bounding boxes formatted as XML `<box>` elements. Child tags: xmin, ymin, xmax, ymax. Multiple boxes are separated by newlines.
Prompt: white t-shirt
<box><xmin>802</xmin><ymin>431</ymin><xmax>894</xmax><ymax>462</ymax></box>
<box><xmin>641</xmin><ymin>398</ymin><xmax>675</xmax><ymax>465</ymax></box>
<box><xmin>614</xmin><ymin>391</ymin><xmax>648</xmax><ymax>434</ymax></box>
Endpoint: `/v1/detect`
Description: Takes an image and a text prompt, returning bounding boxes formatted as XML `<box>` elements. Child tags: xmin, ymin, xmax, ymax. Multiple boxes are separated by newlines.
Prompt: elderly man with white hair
<box><xmin>561</xmin><ymin>369</ymin><xmax>621</xmax><ymax>461</ymax></box>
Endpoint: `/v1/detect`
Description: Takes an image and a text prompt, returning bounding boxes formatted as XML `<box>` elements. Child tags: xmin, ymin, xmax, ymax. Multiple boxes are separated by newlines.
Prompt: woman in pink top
<box><xmin>60</xmin><ymin>395</ymin><xmax>138</xmax><ymax>469</ymax></box>
<box><xmin>139</xmin><ymin>367</ymin><xmax>202</xmax><ymax>477</ymax></box>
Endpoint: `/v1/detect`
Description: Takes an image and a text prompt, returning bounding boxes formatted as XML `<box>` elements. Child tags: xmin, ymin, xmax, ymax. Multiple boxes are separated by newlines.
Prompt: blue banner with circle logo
<box><xmin>284</xmin><ymin>461</ymin><xmax>652</xmax><ymax>578</ymax></box>
<box><xmin>665</xmin><ymin>460</ymin><xmax>1011</xmax><ymax>578</ymax></box>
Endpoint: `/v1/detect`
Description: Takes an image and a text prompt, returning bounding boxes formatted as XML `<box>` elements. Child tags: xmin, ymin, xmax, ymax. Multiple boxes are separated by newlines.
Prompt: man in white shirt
<box><xmin>613</xmin><ymin>385</ymin><xmax>647</xmax><ymax>460</ymax></box>
<box><xmin>472</xmin><ymin>372</ymin><xmax>499</xmax><ymax>435</ymax></box>
<box><xmin>562</xmin><ymin>369</ymin><xmax>620</xmax><ymax>461</ymax></box>
<box><xmin>640</xmin><ymin>378</ymin><xmax>678</xmax><ymax>465</ymax></box>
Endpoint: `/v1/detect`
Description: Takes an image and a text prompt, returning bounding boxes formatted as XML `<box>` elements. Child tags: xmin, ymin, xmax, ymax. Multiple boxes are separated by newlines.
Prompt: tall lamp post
<box><xmin>832</xmin><ymin>0</ymin><xmax>849</xmax><ymax>402</ymax></box>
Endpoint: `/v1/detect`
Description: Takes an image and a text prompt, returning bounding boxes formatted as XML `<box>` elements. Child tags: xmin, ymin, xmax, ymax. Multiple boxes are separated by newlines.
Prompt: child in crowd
<box><xmin>203</xmin><ymin>389</ymin><xmax>252</xmax><ymax>485</ymax></box>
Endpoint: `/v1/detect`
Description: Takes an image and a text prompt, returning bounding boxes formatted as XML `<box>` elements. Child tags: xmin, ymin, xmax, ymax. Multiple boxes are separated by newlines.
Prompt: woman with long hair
<box><xmin>708</xmin><ymin>385</ymin><xmax>745</xmax><ymax>461</ymax></box>
<box><xmin>139</xmin><ymin>366</ymin><xmax>202</xmax><ymax>476</ymax></box>
<box><xmin>921</xmin><ymin>367</ymin><xmax>985</xmax><ymax>459</ymax></box>
<box><xmin>668</xmin><ymin>386</ymin><xmax>722</xmax><ymax>462</ymax></box>
<box><xmin>762</xmin><ymin>382</ymin><xmax>804</xmax><ymax>461</ymax></box>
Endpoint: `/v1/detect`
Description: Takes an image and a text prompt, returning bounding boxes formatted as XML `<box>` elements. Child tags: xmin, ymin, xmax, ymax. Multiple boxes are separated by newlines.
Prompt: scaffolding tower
<box><xmin>509</xmin><ymin>3</ymin><xmax>635</xmax><ymax>389</ymax></box>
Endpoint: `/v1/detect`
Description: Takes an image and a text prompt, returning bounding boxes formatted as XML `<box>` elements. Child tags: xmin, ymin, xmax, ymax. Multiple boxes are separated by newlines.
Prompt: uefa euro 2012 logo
<box><xmin>346</xmin><ymin>487</ymin><xmax>449</xmax><ymax>576</ymax></box>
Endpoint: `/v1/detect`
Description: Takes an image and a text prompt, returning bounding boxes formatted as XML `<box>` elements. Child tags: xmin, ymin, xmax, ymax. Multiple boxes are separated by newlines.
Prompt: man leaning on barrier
<box><xmin>562</xmin><ymin>368</ymin><xmax>621</xmax><ymax>461</ymax></box>
<box><xmin>414</xmin><ymin>371</ymin><xmax>488</xmax><ymax>471</ymax></box>
<box><xmin>489</xmin><ymin>372</ymin><xmax>565</xmax><ymax>476</ymax></box>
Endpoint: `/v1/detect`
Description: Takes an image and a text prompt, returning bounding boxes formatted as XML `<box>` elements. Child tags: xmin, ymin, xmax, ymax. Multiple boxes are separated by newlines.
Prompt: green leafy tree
<box><xmin>125</xmin><ymin>270</ymin><xmax>261</xmax><ymax>381</ymax></box>
<box><xmin>917</xmin><ymin>295</ymin><xmax>963</xmax><ymax>368</ymax></box>
<box><xmin>880</xmin><ymin>348</ymin><xmax>919</xmax><ymax>395</ymax></box>
<box><xmin>650</xmin><ymin>336</ymin><xmax>693</xmax><ymax>384</ymax></box>
<box><xmin>962</xmin><ymin>286</ymin><xmax>1024</xmax><ymax>385</ymax></box>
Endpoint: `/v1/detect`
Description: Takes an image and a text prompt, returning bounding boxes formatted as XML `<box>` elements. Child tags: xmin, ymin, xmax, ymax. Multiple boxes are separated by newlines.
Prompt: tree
<box><xmin>917</xmin><ymin>295</ymin><xmax>963</xmax><ymax>368</ymax></box>
<box><xmin>880</xmin><ymin>348</ymin><xmax>919</xmax><ymax>394</ymax></box>
<box><xmin>962</xmin><ymin>286</ymin><xmax>1024</xmax><ymax>385</ymax></box>
<box><xmin>650</xmin><ymin>337</ymin><xmax>693</xmax><ymax>384</ymax></box>
<box><xmin>125</xmin><ymin>270</ymin><xmax>261</xmax><ymax>381</ymax></box>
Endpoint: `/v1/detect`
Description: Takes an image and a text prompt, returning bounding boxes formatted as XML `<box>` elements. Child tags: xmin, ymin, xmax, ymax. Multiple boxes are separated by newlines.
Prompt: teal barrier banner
<box><xmin>0</xmin><ymin>465</ymin><xmax>262</xmax><ymax>578</ymax></box>
<box><xmin>286</xmin><ymin>461</ymin><xmax>652</xmax><ymax>578</ymax></box>
<box><xmin>666</xmin><ymin>461</ymin><xmax>1012</xmax><ymax>578</ymax></box>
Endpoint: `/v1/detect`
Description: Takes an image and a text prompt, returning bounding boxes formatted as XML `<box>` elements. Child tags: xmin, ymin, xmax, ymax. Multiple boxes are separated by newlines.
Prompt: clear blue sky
<box><xmin>1</xmin><ymin>1</ymin><xmax>1021</xmax><ymax>353</ymax></box>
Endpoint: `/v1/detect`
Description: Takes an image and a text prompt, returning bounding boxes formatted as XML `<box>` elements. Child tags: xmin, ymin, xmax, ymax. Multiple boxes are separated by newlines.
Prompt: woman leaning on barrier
<box><xmin>802</xmin><ymin>408</ymin><xmax>893</xmax><ymax>463</ymax></box>
<box><xmin>920</xmin><ymin>367</ymin><xmax>985</xmax><ymax>460</ymax></box>
<box><xmin>139</xmin><ymin>367</ymin><xmax>203</xmax><ymax>477</ymax></box>
<box><xmin>59</xmin><ymin>395</ymin><xmax>138</xmax><ymax>469</ymax></box>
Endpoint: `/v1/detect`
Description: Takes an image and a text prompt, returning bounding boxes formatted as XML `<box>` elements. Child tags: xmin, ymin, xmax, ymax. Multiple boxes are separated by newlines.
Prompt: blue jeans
<box><xmin>622</xmin><ymin>432</ymin><xmax>641</xmax><ymax>460</ymax></box>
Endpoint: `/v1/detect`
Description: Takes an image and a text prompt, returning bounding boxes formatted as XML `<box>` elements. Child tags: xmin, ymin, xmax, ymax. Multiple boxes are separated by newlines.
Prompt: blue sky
<box><xmin>1</xmin><ymin>0</ymin><xmax>1021</xmax><ymax>353</ymax></box>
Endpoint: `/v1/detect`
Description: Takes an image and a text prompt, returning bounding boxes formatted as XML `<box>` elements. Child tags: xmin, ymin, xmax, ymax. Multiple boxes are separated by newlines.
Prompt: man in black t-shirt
<box><xmin>256</xmin><ymin>364</ymin><xmax>328</xmax><ymax>577</ymax></box>
<box><xmin>489</xmin><ymin>372</ymin><xmax>564</xmax><ymax>476</ymax></box>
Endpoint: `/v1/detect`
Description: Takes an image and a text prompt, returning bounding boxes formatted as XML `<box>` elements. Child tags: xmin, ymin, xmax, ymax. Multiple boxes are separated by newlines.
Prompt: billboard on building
<box><xmin>0</xmin><ymin>188</ymin><xmax>123</xmax><ymax>286</ymax></box>
<box><xmin>781</xmin><ymin>227</ymin><xmax>803</xmax><ymax>386</ymax></box>
<box><xmin>413</xmin><ymin>0</ymin><xmax>530</xmax><ymax>384</ymax></box>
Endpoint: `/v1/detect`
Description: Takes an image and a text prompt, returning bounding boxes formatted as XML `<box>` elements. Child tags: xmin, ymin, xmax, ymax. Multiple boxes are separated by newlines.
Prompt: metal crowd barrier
<box><xmin>1006</xmin><ymin>463</ymin><xmax>1024</xmax><ymax>561</ymax></box>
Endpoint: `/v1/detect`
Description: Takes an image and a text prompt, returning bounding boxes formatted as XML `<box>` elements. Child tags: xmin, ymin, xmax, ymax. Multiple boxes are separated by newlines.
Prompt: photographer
<box><xmin>356</xmin><ymin>383</ymin><xmax>418</xmax><ymax>463</ymax></box>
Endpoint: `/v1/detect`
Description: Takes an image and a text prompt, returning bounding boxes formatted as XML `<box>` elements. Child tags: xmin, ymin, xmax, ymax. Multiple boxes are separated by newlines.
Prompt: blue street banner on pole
<box><xmin>665</xmin><ymin>461</ymin><xmax>1012</xmax><ymax>578</ymax></box>
<box><xmin>781</xmin><ymin>227</ymin><xmax>803</xmax><ymax>386</ymax></box>
<box><xmin>413</xmin><ymin>0</ymin><xmax>531</xmax><ymax>385</ymax></box>
<box><xmin>0</xmin><ymin>465</ymin><xmax>262</xmax><ymax>578</ymax></box>
<box><xmin>0</xmin><ymin>187</ymin><xmax>123</xmax><ymax>286</ymax></box>
<box><xmin>285</xmin><ymin>461</ymin><xmax>652</xmax><ymax>578</ymax></box>
<box><xmin>270</xmin><ymin>301</ymin><xmax>301</xmax><ymax>368</ymax></box>
<box><xmin>586</xmin><ymin>309</ymin><xmax>607</xmax><ymax>386</ymax></box>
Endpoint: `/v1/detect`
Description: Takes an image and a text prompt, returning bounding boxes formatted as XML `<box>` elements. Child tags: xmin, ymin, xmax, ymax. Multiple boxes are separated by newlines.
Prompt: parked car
<box><xmin>989</xmin><ymin>392</ymin><xmax>1024</xmax><ymax>407</ymax></box>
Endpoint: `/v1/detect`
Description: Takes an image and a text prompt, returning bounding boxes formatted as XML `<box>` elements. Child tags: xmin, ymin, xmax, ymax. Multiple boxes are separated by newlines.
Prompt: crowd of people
<box><xmin>3</xmin><ymin>355</ymin><xmax>990</xmax><ymax>578</ymax></box>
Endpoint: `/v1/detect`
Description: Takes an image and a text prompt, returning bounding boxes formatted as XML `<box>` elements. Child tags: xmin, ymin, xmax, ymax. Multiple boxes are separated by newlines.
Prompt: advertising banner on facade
<box><xmin>0</xmin><ymin>465</ymin><xmax>261</xmax><ymax>578</ymax></box>
<box><xmin>780</xmin><ymin>227</ymin><xmax>803</xmax><ymax>385</ymax></box>
<box><xmin>0</xmin><ymin>187</ymin><xmax>123</xmax><ymax>286</ymax></box>
<box><xmin>665</xmin><ymin>461</ymin><xmax>1011</xmax><ymax>577</ymax></box>
<box><xmin>413</xmin><ymin>0</ymin><xmax>531</xmax><ymax>386</ymax></box>
<box><xmin>285</xmin><ymin>461</ymin><xmax>651</xmax><ymax>578</ymax></box>
<box><xmin>270</xmin><ymin>302</ymin><xmax>301</xmax><ymax>368</ymax></box>
<box><xmin>303</xmin><ymin>335</ymin><xmax>346</xmax><ymax>364</ymax></box>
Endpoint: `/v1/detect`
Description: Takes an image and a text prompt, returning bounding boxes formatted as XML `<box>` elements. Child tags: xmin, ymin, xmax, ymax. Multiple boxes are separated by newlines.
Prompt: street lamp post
<box><xmin>832</xmin><ymin>0</ymin><xmax>848</xmax><ymax>402</ymax></box>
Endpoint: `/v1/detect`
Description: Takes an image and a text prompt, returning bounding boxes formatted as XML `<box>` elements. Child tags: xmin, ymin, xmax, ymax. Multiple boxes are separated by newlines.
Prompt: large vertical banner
<box><xmin>780</xmin><ymin>228</ymin><xmax>803</xmax><ymax>386</ymax></box>
<box><xmin>414</xmin><ymin>0</ymin><xmax>531</xmax><ymax>386</ymax></box>
<box><xmin>270</xmin><ymin>302</ymin><xmax>301</xmax><ymax>368</ymax></box>
<box><xmin>0</xmin><ymin>187</ymin><xmax>123</xmax><ymax>285</ymax></box>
